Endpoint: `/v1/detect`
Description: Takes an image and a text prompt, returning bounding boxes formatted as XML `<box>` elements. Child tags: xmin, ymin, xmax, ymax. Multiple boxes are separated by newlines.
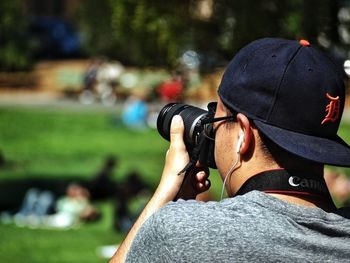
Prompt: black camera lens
<box><xmin>157</xmin><ymin>103</ymin><xmax>217</xmax><ymax>169</ymax></box>
<box><xmin>157</xmin><ymin>103</ymin><xmax>207</xmax><ymax>147</ymax></box>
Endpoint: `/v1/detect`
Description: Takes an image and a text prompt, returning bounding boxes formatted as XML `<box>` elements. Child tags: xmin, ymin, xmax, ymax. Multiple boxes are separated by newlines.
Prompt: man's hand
<box><xmin>158</xmin><ymin>115</ymin><xmax>210</xmax><ymax>201</ymax></box>
<box><xmin>175</xmin><ymin>165</ymin><xmax>211</xmax><ymax>200</ymax></box>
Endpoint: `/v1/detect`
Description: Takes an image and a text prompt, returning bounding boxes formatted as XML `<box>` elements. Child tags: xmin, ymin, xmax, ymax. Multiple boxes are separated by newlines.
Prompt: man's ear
<box><xmin>236</xmin><ymin>113</ymin><xmax>252</xmax><ymax>155</ymax></box>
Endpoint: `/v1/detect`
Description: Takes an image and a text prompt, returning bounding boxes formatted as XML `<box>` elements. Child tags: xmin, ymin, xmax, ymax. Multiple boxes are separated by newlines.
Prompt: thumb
<box><xmin>169</xmin><ymin>115</ymin><xmax>185</xmax><ymax>150</ymax></box>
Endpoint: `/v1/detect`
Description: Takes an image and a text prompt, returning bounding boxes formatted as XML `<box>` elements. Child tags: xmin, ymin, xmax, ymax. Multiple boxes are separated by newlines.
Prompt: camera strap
<box><xmin>178</xmin><ymin>132</ymin><xmax>207</xmax><ymax>176</ymax></box>
<box><xmin>235</xmin><ymin>169</ymin><xmax>335</xmax><ymax>205</ymax></box>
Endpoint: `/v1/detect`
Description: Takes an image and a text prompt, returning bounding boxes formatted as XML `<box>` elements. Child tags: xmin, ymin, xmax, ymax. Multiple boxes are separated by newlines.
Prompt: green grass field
<box><xmin>0</xmin><ymin>106</ymin><xmax>167</xmax><ymax>183</ymax></box>
<box><xmin>0</xmin><ymin>104</ymin><xmax>349</xmax><ymax>262</ymax></box>
<box><xmin>0</xmin><ymin>105</ymin><xmax>169</xmax><ymax>262</ymax></box>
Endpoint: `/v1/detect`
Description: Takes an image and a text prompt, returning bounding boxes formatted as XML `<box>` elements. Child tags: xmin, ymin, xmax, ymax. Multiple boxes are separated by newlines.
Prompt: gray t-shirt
<box><xmin>126</xmin><ymin>191</ymin><xmax>350</xmax><ymax>262</ymax></box>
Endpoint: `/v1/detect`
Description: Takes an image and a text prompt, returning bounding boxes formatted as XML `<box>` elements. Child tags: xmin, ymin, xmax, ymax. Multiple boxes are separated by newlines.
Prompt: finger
<box><xmin>169</xmin><ymin>115</ymin><xmax>185</xmax><ymax>150</ymax></box>
<box><xmin>205</xmin><ymin>179</ymin><xmax>211</xmax><ymax>189</ymax></box>
<box><xmin>196</xmin><ymin>179</ymin><xmax>211</xmax><ymax>192</ymax></box>
<box><xmin>195</xmin><ymin>170</ymin><xmax>209</xmax><ymax>181</ymax></box>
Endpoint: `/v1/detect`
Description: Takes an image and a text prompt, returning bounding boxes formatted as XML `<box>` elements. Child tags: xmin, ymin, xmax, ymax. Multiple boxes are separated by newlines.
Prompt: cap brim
<box><xmin>253</xmin><ymin>120</ymin><xmax>350</xmax><ymax>167</ymax></box>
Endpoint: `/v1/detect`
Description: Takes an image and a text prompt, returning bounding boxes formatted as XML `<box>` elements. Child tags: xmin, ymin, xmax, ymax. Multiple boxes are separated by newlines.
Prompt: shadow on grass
<box><xmin>0</xmin><ymin>172</ymin><xmax>153</xmax><ymax>234</ymax></box>
<box><xmin>0</xmin><ymin>176</ymin><xmax>89</xmax><ymax>211</ymax></box>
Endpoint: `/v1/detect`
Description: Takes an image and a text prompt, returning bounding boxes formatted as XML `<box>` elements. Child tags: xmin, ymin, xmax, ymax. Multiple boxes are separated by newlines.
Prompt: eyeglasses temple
<box><xmin>201</xmin><ymin>115</ymin><xmax>236</xmax><ymax>125</ymax></box>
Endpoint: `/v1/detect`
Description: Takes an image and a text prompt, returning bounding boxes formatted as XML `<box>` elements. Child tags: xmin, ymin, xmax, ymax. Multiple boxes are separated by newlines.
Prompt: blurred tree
<box><xmin>78</xmin><ymin>0</ymin><xmax>345</xmax><ymax>68</ymax></box>
<box><xmin>79</xmin><ymin>0</ymin><xmax>192</xmax><ymax>67</ymax></box>
<box><xmin>0</xmin><ymin>0</ymin><xmax>34</xmax><ymax>71</ymax></box>
<box><xmin>212</xmin><ymin>0</ymin><xmax>342</xmax><ymax>56</ymax></box>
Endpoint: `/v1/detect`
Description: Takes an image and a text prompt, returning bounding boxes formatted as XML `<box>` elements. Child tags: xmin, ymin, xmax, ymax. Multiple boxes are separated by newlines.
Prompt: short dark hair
<box><xmin>258</xmin><ymin>132</ymin><xmax>322</xmax><ymax>170</ymax></box>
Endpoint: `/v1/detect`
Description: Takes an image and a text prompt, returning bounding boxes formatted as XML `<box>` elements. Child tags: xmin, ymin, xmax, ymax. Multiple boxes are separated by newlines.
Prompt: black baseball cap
<box><xmin>218</xmin><ymin>38</ymin><xmax>350</xmax><ymax>167</ymax></box>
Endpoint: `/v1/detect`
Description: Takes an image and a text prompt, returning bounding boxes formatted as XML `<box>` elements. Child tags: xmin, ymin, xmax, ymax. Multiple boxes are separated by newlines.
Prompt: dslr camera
<box><xmin>157</xmin><ymin>102</ymin><xmax>217</xmax><ymax>174</ymax></box>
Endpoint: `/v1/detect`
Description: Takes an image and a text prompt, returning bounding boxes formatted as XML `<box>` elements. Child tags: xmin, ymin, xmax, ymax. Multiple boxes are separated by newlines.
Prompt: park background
<box><xmin>1</xmin><ymin>0</ymin><xmax>350</xmax><ymax>262</ymax></box>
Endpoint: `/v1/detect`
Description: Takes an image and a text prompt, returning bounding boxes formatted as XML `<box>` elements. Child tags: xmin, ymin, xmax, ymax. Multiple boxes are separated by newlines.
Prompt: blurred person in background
<box><xmin>12</xmin><ymin>188</ymin><xmax>55</xmax><ymax>226</ymax></box>
<box><xmin>88</xmin><ymin>155</ymin><xmax>118</xmax><ymax>200</ymax></box>
<box><xmin>121</xmin><ymin>92</ymin><xmax>149</xmax><ymax>130</ymax></box>
<box><xmin>46</xmin><ymin>183</ymin><xmax>100</xmax><ymax>228</ymax></box>
<box><xmin>113</xmin><ymin>171</ymin><xmax>152</xmax><ymax>233</ymax></box>
<box><xmin>3</xmin><ymin>183</ymin><xmax>99</xmax><ymax>229</ymax></box>
<box><xmin>157</xmin><ymin>70</ymin><xmax>184</xmax><ymax>102</ymax></box>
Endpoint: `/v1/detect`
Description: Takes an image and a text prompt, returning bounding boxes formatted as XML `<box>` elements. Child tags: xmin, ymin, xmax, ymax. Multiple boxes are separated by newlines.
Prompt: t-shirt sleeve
<box><xmin>125</xmin><ymin>207</ymin><xmax>172</xmax><ymax>263</ymax></box>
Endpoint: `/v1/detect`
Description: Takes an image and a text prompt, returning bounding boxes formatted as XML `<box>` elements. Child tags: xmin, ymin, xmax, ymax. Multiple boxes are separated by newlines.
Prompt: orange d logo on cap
<box><xmin>321</xmin><ymin>93</ymin><xmax>340</xmax><ymax>125</ymax></box>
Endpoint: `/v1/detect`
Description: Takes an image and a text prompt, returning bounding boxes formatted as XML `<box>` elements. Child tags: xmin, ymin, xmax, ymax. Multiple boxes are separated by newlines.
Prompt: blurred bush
<box><xmin>0</xmin><ymin>0</ymin><xmax>35</xmax><ymax>71</ymax></box>
<box><xmin>0</xmin><ymin>0</ymin><xmax>346</xmax><ymax>72</ymax></box>
<box><xmin>77</xmin><ymin>0</ymin><xmax>343</xmax><ymax>69</ymax></box>
<box><xmin>78</xmin><ymin>0</ymin><xmax>192</xmax><ymax>67</ymax></box>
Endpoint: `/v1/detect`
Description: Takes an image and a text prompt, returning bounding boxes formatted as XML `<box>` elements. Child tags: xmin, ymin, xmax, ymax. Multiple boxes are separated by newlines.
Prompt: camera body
<box><xmin>157</xmin><ymin>103</ymin><xmax>216</xmax><ymax>170</ymax></box>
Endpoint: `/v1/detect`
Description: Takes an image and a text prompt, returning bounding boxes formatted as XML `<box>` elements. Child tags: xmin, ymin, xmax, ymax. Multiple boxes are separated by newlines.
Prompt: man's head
<box><xmin>216</xmin><ymin>38</ymin><xmax>350</xmax><ymax>168</ymax></box>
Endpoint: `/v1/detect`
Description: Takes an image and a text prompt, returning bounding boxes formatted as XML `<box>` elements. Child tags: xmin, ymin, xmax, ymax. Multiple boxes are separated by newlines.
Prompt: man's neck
<box><xmin>268</xmin><ymin>193</ymin><xmax>336</xmax><ymax>211</ymax></box>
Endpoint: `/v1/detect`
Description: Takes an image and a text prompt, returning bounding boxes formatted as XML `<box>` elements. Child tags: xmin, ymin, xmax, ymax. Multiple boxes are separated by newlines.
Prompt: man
<box><xmin>110</xmin><ymin>38</ymin><xmax>350</xmax><ymax>262</ymax></box>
